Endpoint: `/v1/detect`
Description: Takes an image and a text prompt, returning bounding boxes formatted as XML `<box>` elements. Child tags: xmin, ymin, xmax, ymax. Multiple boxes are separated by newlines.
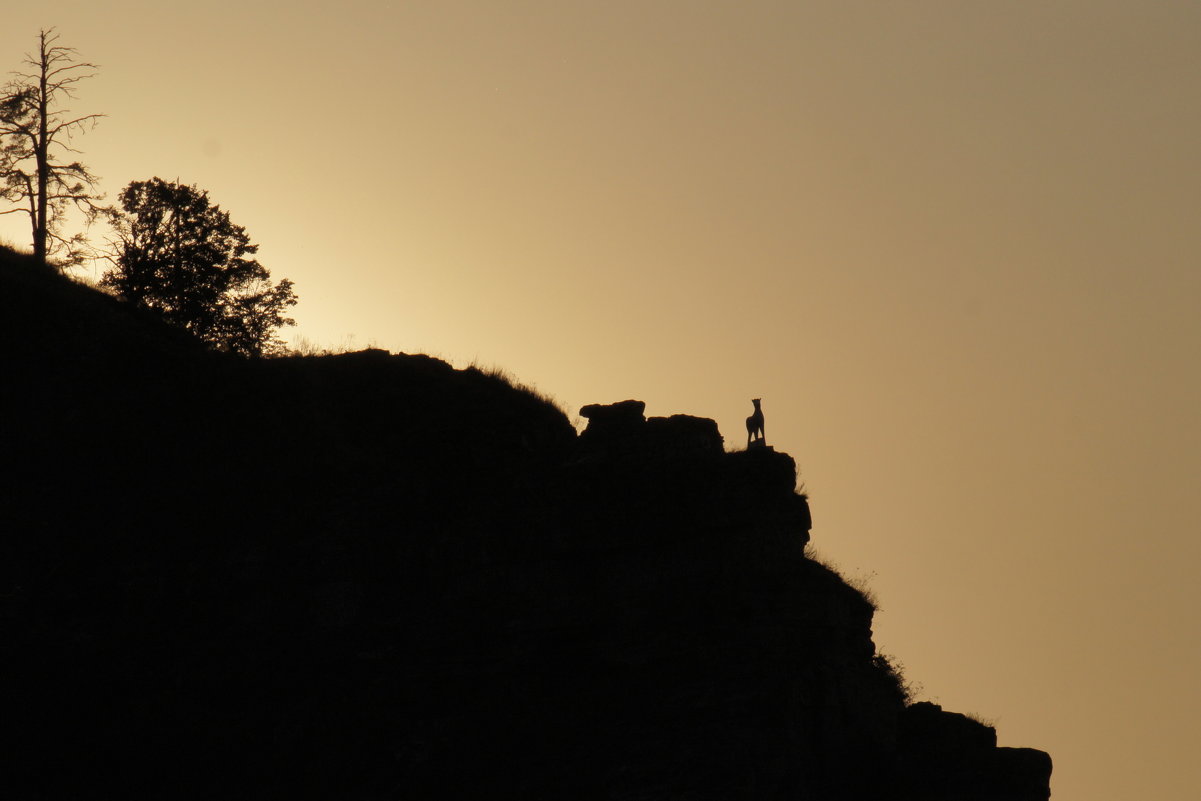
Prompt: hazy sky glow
<box><xmin>6</xmin><ymin>3</ymin><xmax>1201</xmax><ymax>799</ymax></box>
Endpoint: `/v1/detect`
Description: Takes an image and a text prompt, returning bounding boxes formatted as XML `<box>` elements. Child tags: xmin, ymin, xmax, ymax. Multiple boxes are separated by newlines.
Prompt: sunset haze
<box><xmin>4</xmin><ymin>3</ymin><xmax>1200</xmax><ymax>799</ymax></box>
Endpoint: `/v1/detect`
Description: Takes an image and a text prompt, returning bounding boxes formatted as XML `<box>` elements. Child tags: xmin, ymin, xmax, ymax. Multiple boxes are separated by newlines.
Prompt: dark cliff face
<box><xmin>1</xmin><ymin>248</ymin><xmax>1050</xmax><ymax>800</ymax></box>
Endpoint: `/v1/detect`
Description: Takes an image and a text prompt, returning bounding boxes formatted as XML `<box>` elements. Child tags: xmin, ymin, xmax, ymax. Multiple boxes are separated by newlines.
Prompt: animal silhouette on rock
<box><xmin>746</xmin><ymin>398</ymin><xmax>766</xmax><ymax>448</ymax></box>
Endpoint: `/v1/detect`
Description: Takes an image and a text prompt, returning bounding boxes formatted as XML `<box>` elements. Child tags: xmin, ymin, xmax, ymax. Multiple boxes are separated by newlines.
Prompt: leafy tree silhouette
<box><xmin>0</xmin><ymin>29</ymin><xmax>104</xmax><ymax>268</ymax></box>
<box><xmin>101</xmin><ymin>178</ymin><xmax>297</xmax><ymax>356</ymax></box>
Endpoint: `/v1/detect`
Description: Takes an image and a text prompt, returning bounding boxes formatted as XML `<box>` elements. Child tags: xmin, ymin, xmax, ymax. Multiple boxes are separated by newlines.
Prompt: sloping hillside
<box><xmin>0</xmin><ymin>247</ymin><xmax>1051</xmax><ymax>800</ymax></box>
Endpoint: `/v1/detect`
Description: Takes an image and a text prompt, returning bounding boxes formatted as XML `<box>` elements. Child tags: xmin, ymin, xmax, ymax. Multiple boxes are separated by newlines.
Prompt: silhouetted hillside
<box><xmin>1</xmin><ymin>245</ymin><xmax>1051</xmax><ymax>800</ymax></box>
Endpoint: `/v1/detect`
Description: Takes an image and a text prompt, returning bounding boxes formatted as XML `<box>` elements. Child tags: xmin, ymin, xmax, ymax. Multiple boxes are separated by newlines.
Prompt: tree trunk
<box><xmin>33</xmin><ymin>32</ymin><xmax>50</xmax><ymax>267</ymax></box>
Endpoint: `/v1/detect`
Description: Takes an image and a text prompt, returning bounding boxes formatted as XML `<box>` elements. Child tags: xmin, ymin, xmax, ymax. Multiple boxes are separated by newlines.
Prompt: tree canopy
<box><xmin>101</xmin><ymin>178</ymin><xmax>297</xmax><ymax>356</ymax></box>
<box><xmin>0</xmin><ymin>28</ymin><xmax>103</xmax><ymax>267</ymax></box>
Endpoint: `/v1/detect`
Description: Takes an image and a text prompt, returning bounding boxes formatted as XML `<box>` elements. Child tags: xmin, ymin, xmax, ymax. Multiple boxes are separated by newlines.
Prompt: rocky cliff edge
<box><xmin>1</xmin><ymin>247</ymin><xmax>1050</xmax><ymax>799</ymax></box>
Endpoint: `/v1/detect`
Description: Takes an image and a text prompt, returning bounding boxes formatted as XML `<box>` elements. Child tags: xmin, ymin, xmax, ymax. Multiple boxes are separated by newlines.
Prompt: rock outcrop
<box><xmin>578</xmin><ymin>399</ymin><xmax>725</xmax><ymax>461</ymax></box>
<box><xmin>0</xmin><ymin>246</ymin><xmax>1050</xmax><ymax>800</ymax></box>
<box><xmin>896</xmin><ymin>703</ymin><xmax>1054</xmax><ymax>800</ymax></box>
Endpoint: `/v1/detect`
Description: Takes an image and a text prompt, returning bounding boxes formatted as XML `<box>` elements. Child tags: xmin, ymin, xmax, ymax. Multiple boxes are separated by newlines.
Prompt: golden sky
<box><xmin>6</xmin><ymin>3</ymin><xmax>1201</xmax><ymax>799</ymax></box>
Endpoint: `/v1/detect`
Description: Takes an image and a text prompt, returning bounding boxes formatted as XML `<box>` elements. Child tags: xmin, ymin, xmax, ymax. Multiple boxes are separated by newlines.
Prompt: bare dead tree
<box><xmin>0</xmin><ymin>28</ymin><xmax>104</xmax><ymax>268</ymax></box>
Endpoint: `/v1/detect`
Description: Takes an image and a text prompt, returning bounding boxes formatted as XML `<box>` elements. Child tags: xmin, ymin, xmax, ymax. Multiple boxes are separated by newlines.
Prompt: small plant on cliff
<box><xmin>966</xmin><ymin>710</ymin><xmax>997</xmax><ymax>728</ymax></box>
<box><xmin>470</xmin><ymin>361</ymin><xmax>568</xmax><ymax>417</ymax></box>
<box><xmin>874</xmin><ymin>653</ymin><xmax>919</xmax><ymax>704</ymax></box>
<box><xmin>804</xmin><ymin>546</ymin><xmax>880</xmax><ymax>610</ymax></box>
<box><xmin>285</xmin><ymin>333</ymin><xmax>367</xmax><ymax>357</ymax></box>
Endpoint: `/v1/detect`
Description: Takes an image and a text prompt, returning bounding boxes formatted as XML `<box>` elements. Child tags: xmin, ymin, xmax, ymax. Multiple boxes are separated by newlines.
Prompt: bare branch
<box><xmin>45</xmin><ymin>62</ymin><xmax>99</xmax><ymax>82</ymax></box>
<box><xmin>46</xmin><ymin>161</ymin><xmax>96</xmax><ymax>171</ymax></box>
<box><xmin>46</xmin><ymin>113</ymin><xmax>106</xmax><ymax>138</ymax></box>
<box><xmin>50</xmin><ymin>194</ymin><xmax>102</xmax><ymax>204</ymax></box>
